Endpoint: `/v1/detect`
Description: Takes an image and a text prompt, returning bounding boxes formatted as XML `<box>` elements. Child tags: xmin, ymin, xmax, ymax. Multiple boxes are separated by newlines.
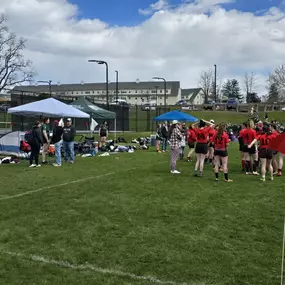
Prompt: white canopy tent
<box><xmin>8</xmin><ymin>98</ymin><xmax>90</xmax><ymax>118</ymax></box>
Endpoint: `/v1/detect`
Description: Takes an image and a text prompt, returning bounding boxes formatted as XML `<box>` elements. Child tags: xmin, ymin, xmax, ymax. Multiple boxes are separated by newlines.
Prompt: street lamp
<box><xmin>37</xmin><ymin>80</ymin><xmax>52</xmax><ymax>97</ymax></box>
<box><xmin>115</xmin><ymin>70</ymin><xmax>119</xmax><ymax>103</ymax></box>
<box><xmin>88</xmin><ymin>59</ymin><xmax>109</xmax><ymax>109</ymax></box>
<box><xmin>154</xmin><ymin>85</ymin><xmax>158</xmax><ymax>106</ymax></box>
<box><xmin>214</xmin><ymin>64</ymin><xmax>217</xmax><ymax>103</ymax></box>
<box><xmin>152</xmin><ymin>77</ymin><xmax>167</xmax><ymax>109</ymax></box>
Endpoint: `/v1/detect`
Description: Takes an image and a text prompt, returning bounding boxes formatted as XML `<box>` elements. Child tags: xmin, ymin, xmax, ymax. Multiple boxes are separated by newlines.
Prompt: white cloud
<box><xmin>139</xmin><ymin>0</ymin><xmax>169</xmax><ymax>16</ymax></box>
<box><xmin>0</xmin><ymin>0</ymin><xmax>285</xmax><ymax>96</ymax></box>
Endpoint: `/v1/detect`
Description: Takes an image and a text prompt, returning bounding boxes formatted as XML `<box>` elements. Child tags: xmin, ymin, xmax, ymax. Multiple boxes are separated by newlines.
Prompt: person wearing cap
<box><xmin>63</xmin><ymin>118</ymin><xmax>76</xmax><ymax>163</ymax></box>
<box><xmin>169</xmin><ymin>120</ymin><xmax>182</xmax><ymax>174</ymax></box>
<box><xmin>51</xmin><ymin>120</ymin><xmax>64</xmax><ymax>167</ymax></box>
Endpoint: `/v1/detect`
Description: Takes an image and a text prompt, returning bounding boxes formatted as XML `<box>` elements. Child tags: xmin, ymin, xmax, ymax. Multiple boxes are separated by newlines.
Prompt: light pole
<box><xmin>88</xmin><ymin>59</ymin><xmax>109</xmax><ymax>109</ymax></box>
<box><xmin>154</xmin><ymin>85</ymin><xmax>158</xmax><ymax>106</ymax></box>
<box><xmin>115</xmin><ymin>70</ymin><xmax>119</xmax><ymax>103</ymax></box>
<box><xmin>37</xmin><ymin>80</ymin><xmax>52</xmax><ymax>97</ymax></box>
<box><xmin>214</xmin><ymin>64</ymin><xmax>217</xmax><ymax>103</ymax></box>
<box><xmin>153</xmin><ymin>77</ymin><xmax>167</xmax><ymax>109</ymax></box>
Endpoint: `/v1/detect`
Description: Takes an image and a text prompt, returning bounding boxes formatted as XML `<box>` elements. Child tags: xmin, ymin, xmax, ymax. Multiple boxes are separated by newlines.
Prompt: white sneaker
<box><xmin>53</xmin><ymin>163</ymin><xmax>61</xmax><ymax>167</ymax></box>
<box><xmin>36</xmin><ymin>164</ymin><xmax>41</xmax><ymax>167</ymax></box>
<box><xmin>29</xmin><ymin>164</ymin><xmax>36</xmax><ymax>168</ymax></box>
<box><xmin>253</xmin><ymin>171</ymin><xmax>259</xmax><ymax>176</ymax></box>
<box><xmin>171</xmin><ymin>170</ymin><xmax>181</xmax><ymax>174</ymax></box>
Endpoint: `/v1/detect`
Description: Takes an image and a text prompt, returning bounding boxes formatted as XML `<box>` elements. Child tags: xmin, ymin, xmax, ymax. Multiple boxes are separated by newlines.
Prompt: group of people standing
<box><xmin>166</xmin><ymin>119</ymin><xmax>232</xmax><ymax>182</ymax></box>
<box><xmin>238</xmin><ymin>120</ymin><xmax>284</xmax><ymax>181</ymax></box>
<box><xmin>29</xmin><ymin>118</ymin><xmax>76</xmax><ymax>167</ymax></box>
<box><xmin>163</xmin><ymin>117</ymin><xmax>284</xmax><ymax>183</ymax></box>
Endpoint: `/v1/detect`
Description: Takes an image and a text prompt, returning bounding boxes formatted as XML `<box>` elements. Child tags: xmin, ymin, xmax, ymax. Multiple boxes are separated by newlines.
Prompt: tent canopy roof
<box><xmin>153</xmin><ymin>110</ymin><xmax>198</xmax><ymax>122</ymax></box>
<box><xmin>8</xmin><ymin>98</ymin><xmax>90</xmax><ymax>118</ymax></box>
<box><xmin>69</xmin><ymin>98</ymin><xmax>116</xmax><ymax>120</ymax></box>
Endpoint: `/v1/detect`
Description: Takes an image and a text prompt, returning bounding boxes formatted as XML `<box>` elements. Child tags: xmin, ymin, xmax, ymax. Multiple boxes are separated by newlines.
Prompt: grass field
<box><xmin>129</xmin><ymin>109</ymin><xmax>285</xmax><ymax>131</ymax></box>
<box><xmin>0</xmin><ymin>142</ymin><xmax>284</xmax><ymax>285</ymax></box>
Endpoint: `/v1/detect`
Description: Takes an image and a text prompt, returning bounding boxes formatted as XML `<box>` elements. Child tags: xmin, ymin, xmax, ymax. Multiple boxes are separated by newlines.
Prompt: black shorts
<box><xmin>195</xmin><ymin>143</ymin><xmax>208</xmax><ymax>154</ymax></box>
<box><xmin>259</xmin><ymin>148</ymin><xmax>273</xmax><ymax>159</ymax></box>
<box><xmin>214</xmin><ymin>150</ymin><xmax>228</xmax><ymax>157</ymax></box>
<box><xmin>243</xmin><ymin>145</ymin><xmax>256</xmax><ymax>154</ymax></box>
<box><xmin>188</xmin><ymin>142</ymin><xmax>195</xmax><ymax>149</ymax></box>
<box><xmin>209</xmin><ymin>142</ymin><xmax>214</xmax><ymax>148</ymax></box>
<box><xmin>239</xmin><ymin>143</ymin><xmax>244</xmax><ymax>152</ymax></box>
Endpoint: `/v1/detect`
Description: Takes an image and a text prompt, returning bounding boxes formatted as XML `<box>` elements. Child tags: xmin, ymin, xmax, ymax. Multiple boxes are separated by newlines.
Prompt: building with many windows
<box><xmin>12</xmin><ymin>81</ymin><xmax>204</xmax><ymax>106</ymax></box>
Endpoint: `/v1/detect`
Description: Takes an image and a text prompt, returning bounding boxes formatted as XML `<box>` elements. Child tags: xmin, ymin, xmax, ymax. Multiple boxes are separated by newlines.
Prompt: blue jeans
<box><xmin>161</xmin><ymin>137</ymin><xmax>168</xmax><ymax>151</ymax></box>
<box><xmin>55</xmin><ymin>140</ymin><xmax>62</xmax><ymax>165</ymax></box>
<box><xmin>63</xmin><ymin>141</ymin><xmax>75</xmax><ymax>162</ymax></box>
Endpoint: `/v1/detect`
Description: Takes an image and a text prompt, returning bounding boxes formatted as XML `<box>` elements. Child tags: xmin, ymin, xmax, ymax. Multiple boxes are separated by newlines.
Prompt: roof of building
<box><xmin>11</xmin><ymin>81</ymin><xmax>180</xmax><ymax>97</ymax></box>
<box><xmin>181</xmin><ymin>88</ymin><xmax>202</xmax><ymax>102</ymax></box>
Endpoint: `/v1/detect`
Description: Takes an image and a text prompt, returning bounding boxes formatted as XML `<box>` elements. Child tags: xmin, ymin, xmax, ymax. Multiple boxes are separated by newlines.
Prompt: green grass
<box><xmin>129</xmin><ymin>109</ymin><xmax>285</xmax><ymax>131</ymax></box>
<box><xmin>0</xmin><ymin>143</ymin><xmax>284</xmax><ymax>285</ymax></box>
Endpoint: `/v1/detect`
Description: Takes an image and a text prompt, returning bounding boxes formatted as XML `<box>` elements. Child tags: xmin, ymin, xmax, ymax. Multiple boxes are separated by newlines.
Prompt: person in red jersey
<box><xmin>248</xmin><ymin>124</ymin><xmax>273</xmax><ymax>182</ymax></box>
<box><xmin>186</xmin><ymin>124</ymin><xmax>197</xmax><ymax>161</ymax></box>
<box><xmin>192</xmin><ymin>119</ymin><xmax>214</xmax><ymax>176</ymax></box>
<box><xmin>241</xmin><ymin>120</ymin><xmax>258</xmax><ymax>175</ymax></box>
<box><xmin>270</xmin><ymin>124</ymin><xmax>279</xmax><ymax>174</ymax></box>
<box><xmin>238</xmin><ymin>122</ymin><xmax>247</xmax><ymax>172</ymax></box>
<box><xmin>207</xmin><ymin>120</ymin><xmax>216</xmax><ymax>165</ymax></box>
<box><xmin>211</xmin><ymin>124</ymin><xmax>232</xmax><ymax>182</ymax></box>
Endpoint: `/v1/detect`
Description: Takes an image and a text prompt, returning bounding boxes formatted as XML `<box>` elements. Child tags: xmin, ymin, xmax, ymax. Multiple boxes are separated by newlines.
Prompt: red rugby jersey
<box><xmin>242</xmin><ymin>129</ymin><xmax>257</xmax><ymax>145</ymax></box>
<box><xmin>194</xmin><ymin>126</ymin><xmax>211</xmax><ymax>144</ymax></box>
<box><xmin>212</xmin><ymin>131</ymin><xmax>230</xmax><ymax>151</ymax></box>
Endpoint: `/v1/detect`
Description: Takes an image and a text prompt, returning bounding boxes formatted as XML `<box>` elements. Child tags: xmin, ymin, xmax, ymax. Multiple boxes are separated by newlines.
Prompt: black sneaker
<box><xmin>42</xmin><ymin>161</ymin><xmax>48</xmax><ymax>165</ymax></box>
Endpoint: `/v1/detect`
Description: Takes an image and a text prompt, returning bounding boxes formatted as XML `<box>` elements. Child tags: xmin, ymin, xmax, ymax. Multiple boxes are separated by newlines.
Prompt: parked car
<box><xmin>176</xmin><ymin>100</ymin><xmax>188</xmax><ymax>106</ymax></box>
<box><xmin>141</xmin><ymin>103</ymin><xmax>156</xmax><ymax>111</ymax></box>
<box><xmin>226</xmin><ymin>98</ymin><xmax>238</xmax><ymax>110</ymax></box>
<box><xmin>0</xmin><ymin>104</ymin><xmax>11</xmax><ymax>111</ymax></box>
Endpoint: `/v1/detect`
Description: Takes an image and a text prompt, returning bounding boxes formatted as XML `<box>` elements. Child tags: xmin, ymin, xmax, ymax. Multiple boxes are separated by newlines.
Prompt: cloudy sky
<box><xmin>1</xmin><ymin>0</ymin><xmax>285</xmax><ymax>95</ymax></box>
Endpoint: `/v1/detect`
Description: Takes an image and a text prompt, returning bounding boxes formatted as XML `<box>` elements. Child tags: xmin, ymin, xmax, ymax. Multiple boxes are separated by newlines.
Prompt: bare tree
<box><xmin>199</xmin><ymin>69</ymin><xmax>213</xmax><ymax>103</ymax></box>
<box><xmin>244</xmin><ymin>72</ymin><xmax>258</xmax><ymax>94</ymax></box>
<box><xmin>268</xmin><ymin>65</ymin><xmax>285</xmax><ymax>100</ymax></box>
<box><xmin>0</xmin><ymin>15</ymin><xmax>35</xmax><ymax>92</ymax></box>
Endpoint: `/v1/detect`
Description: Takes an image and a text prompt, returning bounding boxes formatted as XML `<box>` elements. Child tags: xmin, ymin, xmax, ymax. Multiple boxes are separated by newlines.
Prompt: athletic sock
<box><xmin>215</xmin><ymin>173</ymin><xmax>219</xmax><ymax>179</ymax></box>
<box><xmin>245</xmin><ymin>161</ymin><xmax>250</xmax><ymax>173</ymax></box>
<box><xmin>224</xmin><ymin>173</ymin><xmax>229</xmax><ymax>180</ymax></box>
<box><xmin>209</xmin><ymin>159</ymin><xmax>213</xmax><ymax>164</ymax></box>
<box><xmin>249</xmin><ymin>161</ymin><xmax>252</xmax><ymax>172</ymax></box>
<box><xmin>242</xmin><ymin>159</ymin><xmax>245</xmax><ymax>170</ymax></box>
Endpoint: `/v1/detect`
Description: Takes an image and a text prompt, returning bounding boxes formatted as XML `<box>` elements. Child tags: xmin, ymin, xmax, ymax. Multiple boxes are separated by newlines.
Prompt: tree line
<box><xmin>199</xmin><ymin>66</ymin><xmax>285</xmax><ymax>104</ymax></box>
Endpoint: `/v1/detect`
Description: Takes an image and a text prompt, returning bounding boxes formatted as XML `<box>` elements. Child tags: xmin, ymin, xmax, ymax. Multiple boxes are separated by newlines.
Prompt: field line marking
<box><xmin>2</xmin><ymin>250</ymin><xmax>196</xmax><ymax>285</ymax></box>
<box><xmin>0</xmin><ymin>161</ymin><xmax>168</xmax><ymax>201</ymax></box>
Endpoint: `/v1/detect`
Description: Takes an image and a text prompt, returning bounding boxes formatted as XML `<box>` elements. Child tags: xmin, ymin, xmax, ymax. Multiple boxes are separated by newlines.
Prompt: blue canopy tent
<box><xmin>153</xmin><ymin>110</ymin><xmax>198</xmax><ymax>122</ymax></box>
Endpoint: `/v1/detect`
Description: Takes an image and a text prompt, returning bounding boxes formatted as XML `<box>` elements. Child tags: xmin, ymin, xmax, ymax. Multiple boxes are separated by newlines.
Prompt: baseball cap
<box><xmin>172</xmin><ymin>120</ymin><xmax>179</xmax><ymax>124</ymax></box>
<box><xmin>67</xmin><ymin>118</ymin><xmax>72</xmax><ymax>122</ymax></box>
<box><xmin>210</xmin><ymin>119</ymin><xmax>215</xmax><ymax>124</ymax></box>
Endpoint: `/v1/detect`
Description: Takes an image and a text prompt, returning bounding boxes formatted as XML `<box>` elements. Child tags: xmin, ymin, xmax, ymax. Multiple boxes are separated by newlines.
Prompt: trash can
<box><xmin>150</xmin><ymin>134</ymin><xmax>156</xmax><ymax>147</ymax></box>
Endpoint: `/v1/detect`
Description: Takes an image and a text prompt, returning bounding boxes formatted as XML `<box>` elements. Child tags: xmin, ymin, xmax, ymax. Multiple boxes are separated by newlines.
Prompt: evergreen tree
<box><xmin>267</xmin><ymin>83</ymin><xmax>279</xmax><ymax>103</ymax></box>
<box><xmin>222</xmin><ymin>79</ymin><xmax>243</xmax><ymax>100</ymax></box>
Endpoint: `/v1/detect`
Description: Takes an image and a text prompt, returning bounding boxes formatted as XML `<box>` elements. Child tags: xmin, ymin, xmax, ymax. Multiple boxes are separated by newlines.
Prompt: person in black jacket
<box><xmin>29</xmin><ymin>120</ymin><xmax>43</xmax><ymax>167</ymax></box>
